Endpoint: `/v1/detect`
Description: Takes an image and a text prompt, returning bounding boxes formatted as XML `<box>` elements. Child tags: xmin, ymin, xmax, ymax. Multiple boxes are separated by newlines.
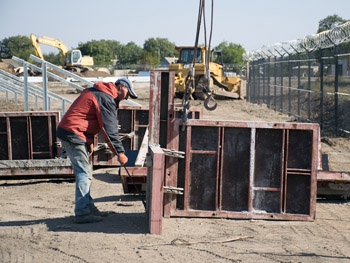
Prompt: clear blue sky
<box><xmin>1</xmin><ymin>0</ymin><xmax>348</xmax><ymax>54</ymax></box>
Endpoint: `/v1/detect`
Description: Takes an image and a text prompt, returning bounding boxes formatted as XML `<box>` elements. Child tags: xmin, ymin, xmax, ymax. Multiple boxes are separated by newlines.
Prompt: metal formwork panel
<box><xmin>166</xmin><ymin>119</ymin><xmax>319</xmax><ymax>221</ymax></box>
<box><xmin>0</xmin><ymin>111</ymin><xmax>74</xmax><ymax>178</ymax></box>
<box><xmin>92</xmin><ymin>105</ymin><xmax>149</xmax><ymax>166</ymax></box>
<box><xmin>92</xmin><ymin>95</ymin><xmax>202</xmax><ymax>167</ymax></box>
<box><xmin>0</xmin><ymin>111</ymin><xmax>59</xmax><ymax>160</ymax></box>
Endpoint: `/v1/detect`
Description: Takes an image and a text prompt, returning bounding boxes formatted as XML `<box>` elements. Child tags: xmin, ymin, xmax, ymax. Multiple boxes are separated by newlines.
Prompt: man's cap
<box><xmin>115</xmin><ymin>77</ymin><xmax>138</xmax><ymax>99</ymax></box>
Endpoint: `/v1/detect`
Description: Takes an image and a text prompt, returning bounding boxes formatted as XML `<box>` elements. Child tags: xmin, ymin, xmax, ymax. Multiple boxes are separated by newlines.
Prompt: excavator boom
<box><xmin>30</xmin><ymin>34</ymin><xmax>69</xmax><ymax>63</ymax></box>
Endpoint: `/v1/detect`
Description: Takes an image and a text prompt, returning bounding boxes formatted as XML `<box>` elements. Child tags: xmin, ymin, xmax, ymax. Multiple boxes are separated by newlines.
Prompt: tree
<box><xmin>317</xmin><ymin>14</ymin><xmax>348</xmax><ymax>33</ymax></box>
<box><xmin>44</xmin><ymin>52</ymin><xmax>61</xmax><ymax>65</ymax></box>
<box><xmin>77</xmin><ymin>40</ymin><xmax>115</xmax><ymax>66</ymax></box>
<box><xmin>117</xmin><ymin>42</ymin><xmax>143</xmax><ymax>65</ymax></box>
<box><xmin>143</xmin><ymin>38</ymin><xmax>177</xmax><ymax>63</ymax></box>
<box><xmin>139</xmin><ymin>51</ymin><xmax>159</xmax><ymax>67</ymax></box>
<box><xmin>214</xmin><ymin>41</ymin><xmax>245</xmax><ymax>72</ymax></box>
<box><xmin>0</xmin><ymin>35</ymin><xmax>33</xmax><ymax>60</ymax></box>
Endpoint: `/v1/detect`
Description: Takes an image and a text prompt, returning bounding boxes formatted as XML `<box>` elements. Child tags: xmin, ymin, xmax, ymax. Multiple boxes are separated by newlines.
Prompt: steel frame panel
<box><xmin>0</xmin><ymin>111</ymin><xmax>59</xmax><ymax>160</ymax></box>
<box><xmin>146</xmin><ymin>71</ymin><xmax>321</xmax><ymax>236</ymax></box>
<box><xmin>92</xmin><ymin>102</ymin><xmax>201</xmax><ymax>167</ymax></box>
<box><xmin>0</xmin><ymin>111</ymin><xmax>74</xmax><ymax>178</ymax></box>
<box><xmin>92</xmin><ymin>105</ymin><xmax>149</xmax><ymax>166</ymax></box>
<box><xmin>165</xmin><ymin>119</ymin><xmax>319</xmax><ymax>221</ymax></box>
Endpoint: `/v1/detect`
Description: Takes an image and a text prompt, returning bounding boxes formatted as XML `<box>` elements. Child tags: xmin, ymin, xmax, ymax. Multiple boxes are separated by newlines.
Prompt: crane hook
<box><xmin>204</xmin><ymin>94</ymin><xmax>217</xmax><ymax>111</ymax></box>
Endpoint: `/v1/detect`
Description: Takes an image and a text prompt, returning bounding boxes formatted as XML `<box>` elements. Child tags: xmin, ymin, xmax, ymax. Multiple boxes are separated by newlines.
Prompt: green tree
<box><xmin>214</xmin><ymin>41</ymin><xmax>245</xmax><ymax>72</ymax></box>
<box><xmin>77</xmin><ymin>39</ymin><xmax>134</xmax><ymax>66</ymax></box>
<box><xmin>0</xmin><ymin>35</ymin><xmax>33</xmax><ymax>60</ymax></box>
<box><xmin>317</xmin><ymin>14</ymin><xmax>348</xmax><ymax>33</ymax></box>
<box><xmin>143</xmin><ymin>37</ymin><xmax>177</xmax><ymax>63</ymax></box>
<box><xmin>139</xmin><ymin>51</ymin><xmax>159</xmax><ymax>67</ymax></box>
<box><xmin>117</xmin><ymin>42</ymin><xmax>143</xmax><ymax>65</ymax></box>
<box><xmin>77</xmin><ymin>40</ymin><xmax>115</xmax><ymax>66</ymax></box>
<box><xmin>44</xmin><ymin>52</ymin><xmax>61</xmax><ymax>65</ymax></box>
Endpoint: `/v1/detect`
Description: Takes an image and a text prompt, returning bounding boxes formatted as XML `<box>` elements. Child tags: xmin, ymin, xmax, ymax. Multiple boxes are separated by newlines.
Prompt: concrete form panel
<box><xmin>0</xmin><ymin>111</ymin><xmax>74</xmax><ymax>178</ymax></box>
<box><xmin>167</xmin><ymin>120</ymin><xmax>319</xmax><ymax>221</ymax></box>
<box><xmin>0</xmin><ymin>111</ymin><xmax>59</xmax><ymax>160</ymax></box>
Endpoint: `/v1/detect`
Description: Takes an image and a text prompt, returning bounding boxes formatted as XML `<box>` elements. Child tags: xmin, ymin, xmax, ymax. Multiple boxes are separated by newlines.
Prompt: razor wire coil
<box><xmin>244</xmin><ymin>21</ymin><xmax>350</xmax><ymax>61</ymax></box>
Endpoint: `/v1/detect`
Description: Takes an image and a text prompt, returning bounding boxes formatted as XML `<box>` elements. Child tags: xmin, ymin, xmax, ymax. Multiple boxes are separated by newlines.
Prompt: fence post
<box><xmin>307</xmin><ymin>52</ymin><xmax>311</xmax><ymax>120</ymax></box>
<box><xmin>319</xmin><ymin>49</ymin><xmax>324</xmax><ymax>132</ymax></box>
<box><xmin>267</xmin><ymin>57</ymin><xmax>271</xmax><ymax>107</ymax></box>
<box><xmin>246</xmin><ymin>61</ymin><xmax>251</xmax><ymax>102</ymax></box>
<box><xmin>334</xmin><ymin>45</ymin><xmax>339</xmax><ymax>136</ymax></box>
<box><xmin>297</xmin><ymin>52</ymin><xmax>301</xmax><ymax>121</ymax></box>
<box><xmin>280</xmin><ymin>56</ymin><xmax>284</xmax><ymax>112</ymax></box>
<box><xmin>273</xmin><ymin>56</ymin><xmax>277</xmax><ymax>111</ymax></box>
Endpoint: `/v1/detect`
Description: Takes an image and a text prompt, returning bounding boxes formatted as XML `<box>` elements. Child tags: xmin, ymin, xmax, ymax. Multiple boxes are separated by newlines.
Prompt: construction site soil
<box><xmin>0</xmin><ymin>81</ymin><xmax>349</xmax><ymax>263</ymax></box>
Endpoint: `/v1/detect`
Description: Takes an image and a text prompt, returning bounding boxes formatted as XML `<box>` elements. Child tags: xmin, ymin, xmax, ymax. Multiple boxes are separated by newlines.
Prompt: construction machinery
<box><xmin>168</xmin><ymin>46</ymin><xmax>242</xmax><ymax>100</ymax></box>
<box><xmin>30</xmin><ymin>33</ymin><xmax>94</xmax><ymax>71</ymax></box>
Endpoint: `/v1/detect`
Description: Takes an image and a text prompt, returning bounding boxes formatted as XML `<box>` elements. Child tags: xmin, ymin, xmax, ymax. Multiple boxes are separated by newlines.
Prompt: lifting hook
<box><xmin>204</xmin><ymin>94</ymin><xmax>217</xmax><ymax>111</ymax></box>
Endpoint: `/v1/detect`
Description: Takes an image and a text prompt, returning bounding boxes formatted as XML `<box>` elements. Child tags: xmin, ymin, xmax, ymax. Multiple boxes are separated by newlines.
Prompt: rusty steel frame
<box><xmin>147</xmin><ymin>144</ymin><xmax>165</xmax><ymax>235</ymax></box>
<box><xmin>147</xmin><ymin>71</ymin><xmax>320</xmax><ymax>224</ymax></box>
<box><xmin>92</xmin><ymin>105</ymin><xmax>149</xmax><ymax>167</ymax></box>
<box><xmin>0</xmin><ymin>111</ymin><xmax>59</xmax><ymax>160</ymax></box>
<box><xmin>119</xmin><ymin>166</ymin><xmax>148</xmax><ymax>193</ymax></box>
<box><xmin>164</xmin><ymin>119</ymin><xmax>319</xmax><ymax>221</ymax></box>
<box><xmin>0</xmin><ymin>111</ymin><xmax>74</xmax><ymax>178</ymax></box>
<box><xmin>92</xmin><ymin>103</ymin><xmax>202</xmax><ymax>167</ymax></box>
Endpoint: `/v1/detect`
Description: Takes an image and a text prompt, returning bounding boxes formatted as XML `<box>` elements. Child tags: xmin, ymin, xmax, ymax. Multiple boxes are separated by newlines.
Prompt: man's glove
<box><xmin>118</xmin><ymin>153</ymin><xmax>128</xmax><ymax>166</ymax></box>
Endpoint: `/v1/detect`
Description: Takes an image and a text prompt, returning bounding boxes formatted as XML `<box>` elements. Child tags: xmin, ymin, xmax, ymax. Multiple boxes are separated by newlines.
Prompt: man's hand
<box><xmin>88</xmin><ymin>143</ymin><xmax>94</xmax><ymax>156</ymax></box>
<box><xmin>118</xmin><ymin>153</ymin><xmax>128</xmax><ymax>166</ymax></box>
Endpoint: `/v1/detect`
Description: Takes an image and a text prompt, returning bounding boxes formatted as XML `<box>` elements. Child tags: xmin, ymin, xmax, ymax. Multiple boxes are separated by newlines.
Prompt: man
<box><xmin>57</xmin><ymin>77</ymin><xmax>137</xmax><ymax>224</ymax></box>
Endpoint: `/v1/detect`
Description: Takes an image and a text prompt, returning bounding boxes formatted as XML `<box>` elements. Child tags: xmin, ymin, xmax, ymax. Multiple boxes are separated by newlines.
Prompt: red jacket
<box><xmin>57</xmin><ymin>82</ymin><xmax>124</xmax><ymax>153</ymax></box>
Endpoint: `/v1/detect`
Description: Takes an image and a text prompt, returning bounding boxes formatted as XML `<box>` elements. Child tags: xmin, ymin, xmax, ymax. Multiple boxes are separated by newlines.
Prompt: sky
<box><xmin>1</xmin><ymin>0</ymin><xmax>349</xmax><ymax>55</ymax></box>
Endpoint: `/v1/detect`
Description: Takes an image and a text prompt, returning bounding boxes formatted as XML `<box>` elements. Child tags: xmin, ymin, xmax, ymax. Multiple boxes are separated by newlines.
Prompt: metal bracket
<box><xmin>163</xmin><ymin>186</ymin><xmax>184</xmax><ymax>195</ymax></box>
<box><xmin>162</xmin><ymin>148</ymin><xmax>185</xmax><ymax>158</ymax></box>
<box><xmin>94</xmin><ymin>143</ymin><xmax>111</xmax><ymax>153</ymax></box>
<box><xmin>120</xmin><ymin>131</ymin><xmax>134</xmax><ymax>141</ymax></box>
<box><xmin>93</xmin><ymin>132</ymin><xmax>135</xmax><ymax>153</ymax></box>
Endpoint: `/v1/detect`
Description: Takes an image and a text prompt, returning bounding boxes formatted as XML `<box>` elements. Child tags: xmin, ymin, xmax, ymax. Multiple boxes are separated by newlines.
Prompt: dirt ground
<box><xmin>0</xmin><ymin>80</ymin><xmax>349</xmax><ymax>263</ymax></box>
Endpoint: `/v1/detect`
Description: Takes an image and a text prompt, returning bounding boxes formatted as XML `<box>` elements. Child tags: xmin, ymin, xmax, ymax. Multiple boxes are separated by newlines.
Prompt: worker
<box><xmin>56</xmin><ymin>77</ymin><xmax>138</xmax><ymax>224</ymax></box>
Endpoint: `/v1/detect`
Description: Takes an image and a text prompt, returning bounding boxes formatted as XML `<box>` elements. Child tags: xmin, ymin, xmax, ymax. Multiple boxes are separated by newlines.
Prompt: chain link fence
<box><xmin>244</xmin><ymin>22</ymin><xmax>350</xmax><ymax>137</ymax></box>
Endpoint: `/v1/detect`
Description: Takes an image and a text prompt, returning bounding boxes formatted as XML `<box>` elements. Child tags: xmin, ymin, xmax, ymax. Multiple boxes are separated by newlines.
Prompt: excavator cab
<box><xmin>65</xmin><ymin>50</ymin><xmax>83</xmax><ymax>67</ymax></box>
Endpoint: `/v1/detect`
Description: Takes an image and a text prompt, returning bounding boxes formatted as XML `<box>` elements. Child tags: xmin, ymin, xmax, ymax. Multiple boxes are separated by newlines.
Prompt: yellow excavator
<box><xmin>30</xmin><ymin>33</ymin><xmax>94</xmax><ymax>71</ymax></box>
<box><xmin>168</xmin><ymin>46</ymin><xmax>242</xmax><ymax>100</ymax></box>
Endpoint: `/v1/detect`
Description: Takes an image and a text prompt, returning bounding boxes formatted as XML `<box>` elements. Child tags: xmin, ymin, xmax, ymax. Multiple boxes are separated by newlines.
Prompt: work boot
<box><xmin>89</xmin><ymin>205</ymin><xmax>109</xmax><ymax>217</ymax></box>
<box><xmin>75</xmin><ymin>214</ymin><xmax>102</xmax><ymax>224</ymax></box>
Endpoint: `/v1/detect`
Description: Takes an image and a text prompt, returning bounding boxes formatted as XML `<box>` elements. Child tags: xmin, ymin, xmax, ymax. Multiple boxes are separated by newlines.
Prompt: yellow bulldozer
<box><xmin>168</xmin><ymin>46</ymin><xmax>242</xmax><ymax>100</ymax></box>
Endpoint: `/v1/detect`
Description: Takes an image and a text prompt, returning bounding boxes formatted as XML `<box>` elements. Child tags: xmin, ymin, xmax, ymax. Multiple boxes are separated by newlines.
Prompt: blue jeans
<box><xmin>61</xmin><ymin>140</ymin><xmax>94</xmax><ymax>216</ymax></box>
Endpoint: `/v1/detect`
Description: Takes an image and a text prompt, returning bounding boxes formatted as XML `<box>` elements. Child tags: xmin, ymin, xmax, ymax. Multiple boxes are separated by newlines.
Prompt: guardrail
<box><xmin>0</xmin><ymin>55</ymin><xmax>142</xmax><ymax>115</ymax></box>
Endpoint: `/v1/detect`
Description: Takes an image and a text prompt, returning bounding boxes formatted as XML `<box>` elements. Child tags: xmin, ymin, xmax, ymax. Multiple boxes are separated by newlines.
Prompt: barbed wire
<box><xmin>244</xmin><ymin>21</ymin><xmax>350</xmax><ymax>61</ymax></box>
